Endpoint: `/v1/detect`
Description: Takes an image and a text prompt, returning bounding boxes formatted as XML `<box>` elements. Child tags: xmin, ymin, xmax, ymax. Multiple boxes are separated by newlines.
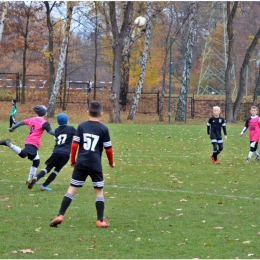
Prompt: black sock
<box><xmin>59</xmin><ymin>194</ymin><xmax>73</xmax><ymax>216</ymax></box>
<box><xmin>42</xmin><ymin>172</ymin><xmax>57</xmax><ymax>187</ymax></box>
<box><xmin>36</xmin><ymin>170</ymin><xmax>47</xmax><ymax>181</ymax></box>
<box><xmin>213</xmin><ymin>153</ymin><xmax>217</xmax><ymax>160</ymax></box>
<box><xmin>96</xmin><ymin>201</ymin><xmax>104</xmax><ymax>221</ymax></box>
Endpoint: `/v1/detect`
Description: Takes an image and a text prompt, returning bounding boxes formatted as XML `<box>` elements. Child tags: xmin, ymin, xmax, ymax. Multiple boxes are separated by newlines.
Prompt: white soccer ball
<box><xmin>134</xmin><ymin>16</ymin><xmax>147</xmax><ymax>28</ymax></box>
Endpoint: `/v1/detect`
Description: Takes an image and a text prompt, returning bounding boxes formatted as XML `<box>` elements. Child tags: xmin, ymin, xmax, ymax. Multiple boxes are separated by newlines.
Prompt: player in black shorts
<box><xmin>50</xmin><ymin>101</ymin><xmax>115</xmax><ymax>228</ymax></box>
<box><xmin>27</xmin><ymin>113</ymin><xmax>76</xmax><ymax>191</ymax></box>
<box><xmin>207</xmin><ymin>106</ymin><xmax>227</xmax><ymax>164</ymax></box>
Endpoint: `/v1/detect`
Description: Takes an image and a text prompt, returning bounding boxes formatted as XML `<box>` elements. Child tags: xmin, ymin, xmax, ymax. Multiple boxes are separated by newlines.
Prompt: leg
<box><xmin>9</xmin><ymin>116</ymin><xmax>12</xmax><ymax>128</ymax></box>
<box><xmin>27</xmin><ymin>153</ymin><xmax>40</xmax><ymax>183</ymax></box>
<box><xmin>92</xmin><ymin>174</ymin><xmax>110</xmax><ymax>228</ymax></box>
<box><xmin>50</xmin><ymin>165</ymin><xmax>86</xmax><ymax>228</ymax></box>
<box><xmin>50</xmin><ymin>186</ymin><xmax>78</xmax><ymax>227</ymax></box>
<box><xmin>41</xmin><ymin>170</ymin><xmax>58</xmax><ymax>188</ymax></box>
<box><xmin>211</xmin><ymin>142</ymin><xmax>218</xmax><ymax>161</ymax></box>
<box><xmin>247</xmin><ymin>141</ymin><xmax>256</xmax><ymax>162</ymax></box>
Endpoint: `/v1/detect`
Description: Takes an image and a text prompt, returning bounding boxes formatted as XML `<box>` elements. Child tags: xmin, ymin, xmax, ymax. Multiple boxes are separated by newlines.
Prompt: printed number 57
<box><xmin>83</xmin><ymin>134</ymin><xmax>99</xmax><ymax>151</ymax></box>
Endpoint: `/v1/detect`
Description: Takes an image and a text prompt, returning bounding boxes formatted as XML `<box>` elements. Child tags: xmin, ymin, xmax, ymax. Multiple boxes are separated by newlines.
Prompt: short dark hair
<box><xmin>89</xmin><ymin>101</ymin><xmax>103</xmax><ymax>117</ymax></box>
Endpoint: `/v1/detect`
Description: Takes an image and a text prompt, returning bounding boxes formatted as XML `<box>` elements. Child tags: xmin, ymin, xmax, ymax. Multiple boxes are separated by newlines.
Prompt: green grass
<box><xmin>1</xmin><ymin>121</ymin><xmax>260</xmax><ymax>259</ymax></box>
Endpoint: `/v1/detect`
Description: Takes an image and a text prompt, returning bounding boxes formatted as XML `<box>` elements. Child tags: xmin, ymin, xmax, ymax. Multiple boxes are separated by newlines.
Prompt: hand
<box><xmin>9</xmin><ymin>128</ymin><xmax>14</xmax><ymax>132</ymax></box>
<box><xmin>224</xmin><ymin>136</ymin><xmax>228</xmax><ymax>140</ymax></box>
<box><xmin>71</xmin><ymin>162</ymin><xmax>76</xmax><ymax>168</ymax></box>
<box><xmin>110</xmin><ymin>162</ymin><xmax>115</xmax><ymax>168</ymax></box>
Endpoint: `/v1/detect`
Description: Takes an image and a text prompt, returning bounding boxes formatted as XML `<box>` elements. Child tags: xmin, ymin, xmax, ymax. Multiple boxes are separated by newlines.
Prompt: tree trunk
<box><xmin>175</xmin><ymin>2</ymin><xmax>197</xmax><ymax>121</ymax></box>
<box><xmin>225</xmin><ymin>2</ymin><xmax>238</xmax><ymax>123</ymax></box>
<box><xmin>0</xmin><ymin>2</ymin><xmax>8</xmax><ymax>41</ymax></box>
<box><xmin>21</xmin><ymin>12</ymin><xmax>30</xmax><ymax>104</ymax></box>
<box><xmin>127</xmin><ymin>1</ymin><xmax>153</xmax><ymax>120</ymax></box>
<box><xmin>93</xmin><ymin>1</ymin><xmax>98</xmax><ymax>101</ymax></box>
<box><xmin>159</xmin><ymin>4</ymin><xmax>175</xmax><ymax>122</ymax></box>
<box><xmin>47</xmin><ymin>2</ymin><xmax>73</xmax><ymax>118</ymax></box>
<box><xmin>44</xmin><ymin>2</ymin><xmax>55</xmax><ymax>100</ymax></box>
<box><xmin>109</xmin><ymin>1</ymin><xmax>133</xmax><ymax>123</ymax></box>
<box><xmin>253</xmin><ymin>65</ymin><xmax>260</xmax><ymax>105</ymax></box>
<box><xmin>233</xmin><ymin>26</ymin><xmax>260</xmax><ymax>121</ymax></box>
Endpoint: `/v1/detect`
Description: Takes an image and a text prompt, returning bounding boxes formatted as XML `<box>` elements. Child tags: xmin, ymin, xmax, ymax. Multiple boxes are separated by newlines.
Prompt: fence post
<box><xmin>157</xmin><ymin>91</ymin><xmax>159</xmax><ymax>115</ymax></box>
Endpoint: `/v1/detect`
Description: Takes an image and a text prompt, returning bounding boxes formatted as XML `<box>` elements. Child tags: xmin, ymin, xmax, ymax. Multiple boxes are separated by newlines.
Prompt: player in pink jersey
<box><xmin>0</xmin><ymin>105</ymin><xmax>55</xmax><ymax>184</ymax></box>
<box><xmin>239</xmin><ymin>105</ymin><xmax>260</xmax><ymax>163</ymax></box>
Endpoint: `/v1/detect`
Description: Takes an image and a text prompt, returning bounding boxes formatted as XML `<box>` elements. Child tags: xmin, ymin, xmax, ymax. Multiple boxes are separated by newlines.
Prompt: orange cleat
<box><xmin>96</xmin><ymin>220</ymin><xmax>110</xmax><ymax>228</ymax></box>
<box><xmin>211</xmin><ymin>156</ymin><xmax>215</xmax><ymax>163</ymax></box>
<box><xmin>50</xmin><ymin>215</ymin><xmax>64</xmax><ymax>227</ymax></box>
<box><xmin>214</xmin><ymin>160</ymin><xmax>220</xmax><ymax>164</ymax></box>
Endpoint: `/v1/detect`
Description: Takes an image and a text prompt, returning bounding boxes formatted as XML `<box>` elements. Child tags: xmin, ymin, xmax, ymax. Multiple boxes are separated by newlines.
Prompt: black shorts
<box><xmin>19</xmin><ymin>144</ymin><xmax>38</xmax><ymax>160</ymax></box>
<box><xmin>45</xmin><ymin>153</ymin><xmax>69</xmax><ymax>172</ymax></box>
<box><xmin>70</xmin><ymin>163</ymin><xmax>104</xmax><ymax>189</ymax></box>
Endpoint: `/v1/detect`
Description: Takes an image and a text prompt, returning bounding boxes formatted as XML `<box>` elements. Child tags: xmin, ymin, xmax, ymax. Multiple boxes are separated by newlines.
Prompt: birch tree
<box><xmin>225</xmin><ymin>1</ymin><xmax>238</xmax><ymax>123</ymax></box>
<box><xmin>109</xmin><ymin>1</ymin><xmax>133</xmax><ymax>123</ymax></box>
<box><xmin>127</xmin><ymin>2</ymin><xmax>153</xmax><ymax>120</ymax></box>
<box><xmin>175</xmin><ymin>2</ymin><xmax>197</xmax><ymax>121</ymax></box>
<box><xmin>0</xmin><ymin>2</ymin><xmax>8</xmax><ymax>41</ymax></box>
<box><xmin>47</xmin><ymin>2</ymin><xmax>74</xmax><ymax>118</ymax></box>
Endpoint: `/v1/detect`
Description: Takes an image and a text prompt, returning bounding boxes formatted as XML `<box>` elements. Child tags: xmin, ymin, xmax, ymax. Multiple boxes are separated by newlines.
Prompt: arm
<box><xmin>9</xmin><ymin>120</ymin><xmax>25</xmax><ymax>132</ymax></box>
<box><xmin>105</xmin><ymin>147</ymin><xmax>115</xmax><ymax>167</ymax></box>
<box><xmin>70</xmin><ymin>142</ymin><xmax>79</xmax><ymax>166</ymax></box>
<box><xmin>240</xmin><ymin>120</ymin><xmax>248</xmax><ymax>137</ymax></box>
<box><xmin>222</xmin><ymin>122</ymin><xmax>227</xmax><ymax>140</ymax></box>
<box><xmin>42</xmin><ymin>122</ymin><xmax>55</xmax><ymax>135</ymax></box>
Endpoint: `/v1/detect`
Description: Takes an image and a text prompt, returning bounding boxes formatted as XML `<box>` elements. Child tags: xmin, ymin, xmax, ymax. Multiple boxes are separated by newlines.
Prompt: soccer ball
<box><xmin>134</xmin><ymin>16</ymin><xmax>146</xmax><ymax>28</ymax></box>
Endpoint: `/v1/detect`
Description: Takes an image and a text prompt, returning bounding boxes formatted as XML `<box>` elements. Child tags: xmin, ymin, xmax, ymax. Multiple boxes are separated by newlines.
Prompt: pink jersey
<box><xmin>247</xmin><ymin>116</ymin><xmax>260</xmax><ymax>142</ymax></box>
<box><xmin>24</xmin><ymin>117</ymin><xmax>47</xmax><ymax>149</ymax></box>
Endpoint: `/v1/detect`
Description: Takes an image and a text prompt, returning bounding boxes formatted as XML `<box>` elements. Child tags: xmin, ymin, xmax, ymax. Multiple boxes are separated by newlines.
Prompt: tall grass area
<box><xmin>1</xmin><ymin>122</ymin><xmax>260</xmax><ymax>259</ymax></box>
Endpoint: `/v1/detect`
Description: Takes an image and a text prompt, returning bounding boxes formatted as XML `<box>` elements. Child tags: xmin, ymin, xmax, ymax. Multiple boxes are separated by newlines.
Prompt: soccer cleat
<box><xmin>246</xmin><ymin>158</ymin><xmax>250</xmax><ymax>163</ymax></box>
<box><xmin>0</xmin><ymin>139</ymin><xmax>11</xmax><ymax>147</ymax></box>
<box><xmin>96</xmin><ymin>220</ymin><xmax>110</xmax><ymax>228</ymax></box>
<box><xmin>256</xmin><ymin>155</ymin><xmax>260</xmax><ymax>161</ymax></box>
<box><xmin>27</xmin><ymin>177</ymin><xmax>37</xmax><ymax>189</ymax></box>
<box><xmin>41</xmin><ymin>185</ymin><xmax>52</xmax><ymax>191</ymax></box>
<box><xmin>211</xmin><ymin>156</ymin><xmax>215</xmax><ymax>163</ymax></box>
<box><xmin>214</xmin><ymin>160</ymin><xmax>220</xmax><ymax>164</ymax></box>
<box><xmin>50</xmin><ymin>215</ymin><xmax>64</xmax><ymax>227</ymax></box>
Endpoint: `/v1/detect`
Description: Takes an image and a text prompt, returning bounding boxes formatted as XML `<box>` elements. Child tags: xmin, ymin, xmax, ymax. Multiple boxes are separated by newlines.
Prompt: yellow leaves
<box><xmin>213</xmin><ymin>226</ymin><xmax>224</xmax><ymax>230</ymax></box>
<box><xmin>19</xmin><ymin>248</ymin><xmax>34</xmax><ymax>254</ymax></box>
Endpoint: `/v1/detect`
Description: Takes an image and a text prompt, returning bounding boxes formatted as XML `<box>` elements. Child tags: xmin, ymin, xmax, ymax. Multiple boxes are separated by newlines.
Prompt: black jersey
<box><xmin>207</xmin><ymin>116</ymin><xmax>227</xmax><ymax>140</ymax></box>
<box><xmin>53</xmin><ymin>125</ymin><xmax>76</xmax><ymax>156</ymax></box>
<box><xmin>73</xmin><ymin>121</ymin><xmax>112</xmax><ymax>172</ymax></box>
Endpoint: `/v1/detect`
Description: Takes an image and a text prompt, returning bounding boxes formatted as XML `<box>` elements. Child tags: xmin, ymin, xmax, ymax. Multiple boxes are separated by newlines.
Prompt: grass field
<box><xmin>1</xmin><ymin>121</ymin><xmax>260</xmax><ymax>259</ymax></box>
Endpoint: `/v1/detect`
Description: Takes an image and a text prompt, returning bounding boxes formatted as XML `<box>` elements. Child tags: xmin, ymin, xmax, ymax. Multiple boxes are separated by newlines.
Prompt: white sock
<box><xmin>28</xmin><ymin>166</ymin><xmax>37</xmax><ymax>182</ymax></box>
<box><xmin>10</xmin><ymin>144</ymin><xmax>22</xmax><ymax>155</ymax></box>
<box><xmin>248</xmin><ymin>151</ymin><xmax>254</xmax><ymax>158</ymax></box>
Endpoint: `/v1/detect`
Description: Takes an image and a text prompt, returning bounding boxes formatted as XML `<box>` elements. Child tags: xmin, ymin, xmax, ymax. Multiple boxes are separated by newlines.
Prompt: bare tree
<box><xmin>233</xmin><ymin>26</ymin><xmax>260</xmax><ymax>121</ymax></box>
<box><xmin>47</xmin><ymin>2</ymin><xmax>74</xmax><ymax>118</ymax></box>
<box><xmin>225</xmin><ymin>1</ymin><xmax>238</xmax><ymax>123</ymax></box>
<box><xmin>175</xmin><ymin>2</ymin><xmax>197</xmax><ymax>121</ymax></box>
<box><xmin>44</xmin><ymin>1</ymin><xmax>56</xmax><ymax>100</ymax></box>
<box><xmin>253</xmin><ymin>51</ymin><xmax>260</xmax><ymax>105</ymax></box>
<box><xmin>159</xmin><ymin>3</ymin><xmax>176</xmax><ymax>122</ymax></box>
<box><xmin>108</xmin><ymin>1</ymin><xmax>133</xmax><ymax>123</ymax></box>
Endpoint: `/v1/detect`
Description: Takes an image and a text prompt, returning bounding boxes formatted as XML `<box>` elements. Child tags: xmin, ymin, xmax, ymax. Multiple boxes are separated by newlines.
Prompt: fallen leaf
<box><xmin>179</xmin><ymin>199</ymin><xmax>187</xmax><ymax>202</ymax></box>
<box><xmin>204</xmin><ymin>242</ymin><xmax>211</xmax><ymax>246</ymax></box>
<box><xmin>214</xmin><ymin>226</ymin><xmax>224</xmax><ymax>229</ymax></box>
<box><xmin>20</xmin><ymin>248</ymin><xmax>34</xmax><ymax>254</ymax></box>
<box><xmin>242</xmin><ymin>240</ymin><xmax>251</xmax><ymax>244</ymax></box>
<box><xmin>79</xmin><ymin>237</ymin><xmax>84</xmax><ymax>241</ymax></box>
<box><xmin>248</xmin><ymin>253</ymin><xmax>254</xmax><ymax>256</ymax></box>
<box><xmin>11</xmin><ymin>250</ymin><xmax>17</xmax><ymax>254</ymax></box>
<box><xmin>0</xmin><ymin>197</ymin><xmax>9</xmax><ymax>202</ymax></box>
